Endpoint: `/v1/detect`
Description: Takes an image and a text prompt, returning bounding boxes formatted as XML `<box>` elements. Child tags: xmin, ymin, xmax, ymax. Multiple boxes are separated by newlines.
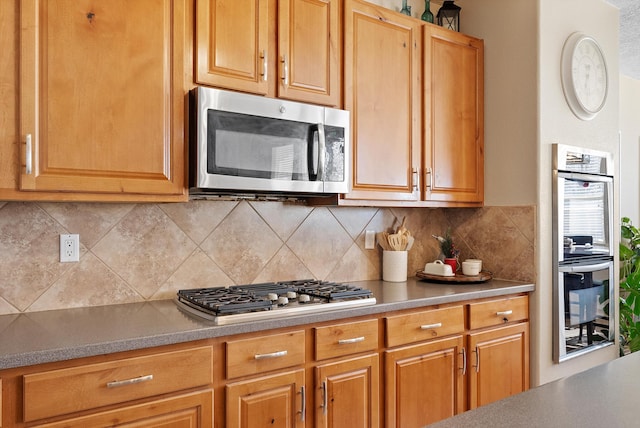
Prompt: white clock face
<box><xmin>561</xmin><ymin>32</ymin><xmax>608</xmax><ymax>120</ymax></box>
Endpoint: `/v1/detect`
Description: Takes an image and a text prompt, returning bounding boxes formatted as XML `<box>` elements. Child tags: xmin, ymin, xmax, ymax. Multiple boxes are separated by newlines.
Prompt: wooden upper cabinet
<box><xmin>343</xmin><ymin>0</ymin><xmax>422</xmax><ymax>202</ymax></box>
<box><xmin>196</xmin><ymin>0</ymin><xmax>341</xmax><ymax>106</ymax></box>
<box><xmin>423</xmin><ymin>25</ymin><xmax>484</xmax><ymax>204</ymax></box>
<box><xmin>19</xmin><ymin>0</ymin><xmax>188</xmax><ymax>199</ymax></box>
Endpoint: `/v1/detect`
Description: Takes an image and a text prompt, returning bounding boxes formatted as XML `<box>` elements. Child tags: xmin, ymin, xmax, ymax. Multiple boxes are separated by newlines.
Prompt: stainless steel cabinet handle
<box><xmin>299</xmin><ymin>385</ymin><xmax>306</xmax><ymax>421</ymax></box>
<box><xmin>496</xmin><ymin>310</ymin><xmax>513</xmax><ymax>316</ymax></box>
<box><xmin>425</xmin><ymin>167</ymin><xmax>433</xmax><ymax>189</ymax></box>
<box><xmin>260</xmin><ymin>50</ymin><xmax>267</xmax><ymax>81</ymax></box>
<box><xmin>25</xmin><ymin>134</ymin><xmax>32</xmax><ymax>175</ymax></box>
<box><xmin>412</xmin><ymin>168</ymin><xmax>418</xmax><ymax>191</ymax></box>
<box><xmin>338</xmin><ymin>336</ymin><xmax>365</xmax><ymax>345</ymax></box>
<box><xmin>281</xmin><ymin>54</ymin><xmax>288</xmax><ymax>86</ymax></box>
<box><xmin>420</xmin><ymin>322</ymin><xmax>442</xmax><ymax>330</ymax></box>
<box><xmin>107</xmin><ymin>374</ymin><xmax>153</xmax><ymax>388</ymax></box>
<box><xmin>461</xmin><ymin>347</ymin><xmax>467</xmax><ymax>375</ymax></box>
<box><xmin>321</xmin><ymin>381</ymin><xmax>328</xmax><ymax>415</ymax></box>
<box><xmin>473</xmin><ymin>347</ymin><xmax>480</xmax><ymax>373</ymax></box>
<box><xmin>254</xmin><ymin>350</ymin><xmax>287</xmax><ymax>360</ymax></box>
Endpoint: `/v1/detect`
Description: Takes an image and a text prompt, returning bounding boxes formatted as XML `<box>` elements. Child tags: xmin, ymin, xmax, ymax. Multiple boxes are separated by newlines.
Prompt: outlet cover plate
<box><xmin>60</xmin><ymin>234</ymin><xmax>79</xmax><ymax>262</ymax></box>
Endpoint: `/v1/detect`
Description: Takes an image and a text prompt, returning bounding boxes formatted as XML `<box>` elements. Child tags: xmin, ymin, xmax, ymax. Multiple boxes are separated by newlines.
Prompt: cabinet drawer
<box><xmin>385</xmin><ymin>306</ymin><xmax>464</xmax><ymax>348</ymax></box>
<box><xmin>23</xmin><ymin>346</ymin><xmax>213</xmax><ymax>422</ymax></box>
<box><xmin>226</xmin><ymin>330</ymin><xmax>305</xmax><ymax>379</ymax></box>
<box><xmin>468</xmin><ymin>295</ymin><xmax>529</xmax><ymax>329</ymax></box>
<box><xmin>315</xmin><ymin>319</ymin><xmax>379</xmax><ymax>360</ymax></box>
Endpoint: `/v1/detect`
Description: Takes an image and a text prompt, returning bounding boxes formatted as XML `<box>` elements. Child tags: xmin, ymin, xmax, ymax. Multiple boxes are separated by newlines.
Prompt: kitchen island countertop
<box><xmin>0</xmin><ymin>277</ymin><xmax>533</xmax><ymax>370</ymax></box>
<box><xmin>430</xmin><ymin>348</ymin><xmax>638</xmax><ymax>427</ymax></box>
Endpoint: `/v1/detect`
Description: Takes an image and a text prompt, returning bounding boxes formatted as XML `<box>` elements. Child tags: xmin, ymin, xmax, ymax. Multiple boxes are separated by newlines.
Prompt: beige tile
<box><xmin>92</xmin><ymin>205</ymin><xmax>197</xmax><ymax>299</ymax></box>
<box><xmin>27</xmin><ymin>253</ymin><xmax>141</xmax><ymax>311</ymax></box>
<box><xmin>0</xmin><ymin>202</ymin><xmax>6</xmax><ymax>210</ymax></box>
<box><xmin>329</xmin><ymin>206</ymin><xmax>379</xmax><ymax>239</ymax></box>
<box><xmin>160</xmin><ymin>200</ymin><xmax>238</xmax><ymax>244</ymax></box>
<box><xmin>0</xmin><ymin>297</ymin><xmax>19</xmax><ymax>315</ymax></box>
<box><xmin>153</xmin><ymin>249</ymin><xmax>233</xmax><ymax>299</ymax></box>
<box><xmin>355</xmin><ymin>208</ymin><xmax>397</xmax><ymax>270</ymax></box>
<box><xmin>0</xmin><ymin>203</ymin><xmax>72</xmax><ymax>310</ymax></box>
<box><xmin>249</xmin><ymin>201</ymin><xmax>313</xmax><ymax>240</ymax></box>
<box><xmin>286</xmin><ymin>208</ymin><xmax>353</xmax><ymax>280</ymax></box>
<box><xmin>501</xmin><ymin>206</ymin><xmax>536</xmax><ymax>243</ymax></box>
<box><xmin>200</xmin><ymin>201</ymin><xmax>283</xmax><ymax>285</ymax></box>
<box><xmin>326</xmin><ymin>242</ymin><xmax>380</xmax><ymax>282</ymax></box>
<box><xmin>38</xmin><ymin>202</ymin><xmax>134</xmax><ymax>248</ymax></box>
<box><xmin>252</xmin><ymin>246</ymin><xmax>315</xmax><ymax>283</ymax></box>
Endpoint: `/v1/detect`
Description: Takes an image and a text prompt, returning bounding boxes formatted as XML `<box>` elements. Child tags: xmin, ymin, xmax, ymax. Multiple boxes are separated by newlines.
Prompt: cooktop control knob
<box><xmin>286</xmin><ymin>291</ymin><xmax>297</xmax><ymax>299</ymax></box>
<box><xmin>298</xmin><ymin>294</ymin><xmax>310</xmax><ymax>303</ymax></box>
<box><xmin>277</xmin><ymin>296</ymin><xmax>289</xmax><ymax>306</ymax></box>
<box><xmin>267</xmin><ymin>293</ymin><xmax>278</xmax><ymax>301</ymax></box>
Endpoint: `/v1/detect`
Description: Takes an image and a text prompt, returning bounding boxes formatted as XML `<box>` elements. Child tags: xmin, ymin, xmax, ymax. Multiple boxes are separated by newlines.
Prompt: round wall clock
<box><xmin>561</xmin><ymin>32</ymin><xmax>608</xmax><ymax>120</ymax></box>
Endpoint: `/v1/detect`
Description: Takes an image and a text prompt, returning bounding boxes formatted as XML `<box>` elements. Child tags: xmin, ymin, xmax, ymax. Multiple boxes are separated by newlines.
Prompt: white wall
<box><xmin>537</xmin><ymin>0</ymin><xmax>620</xmax><ymax>385</ymax></box>
<box><xmin>620</xmin><ymin>75</ymin><xmax>640</xmax><ymax>225</ymax></box>
<box><xmin>460</xmin><ymin>0</ymin><xmax>620</xmax><ymax>385</ymax></box>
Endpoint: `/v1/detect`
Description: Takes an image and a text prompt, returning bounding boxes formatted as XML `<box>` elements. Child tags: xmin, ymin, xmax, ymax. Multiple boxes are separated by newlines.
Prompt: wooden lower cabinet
<box><xmin>385</xmin><ymin>335</ymin><xmax>465</xmax><ymax>428</ymax></box>
<box><xmin>468</xmin><ymin>322</ymin><xmax>530</xmax><ymax>409</ymax></box>
<box><xmin>32</xmin><ymin>390</ymin><xmax>213</xmax><ymax>428</ymax></box>
<box><xmin>226</xmin><ymin>369</ymin><xmax>306</xmax><ymax>428</ymax></box>
<box><xmin>315</xmin><ymin>353</ymin><xmax>380</xmax><ymax>428</ymax></box>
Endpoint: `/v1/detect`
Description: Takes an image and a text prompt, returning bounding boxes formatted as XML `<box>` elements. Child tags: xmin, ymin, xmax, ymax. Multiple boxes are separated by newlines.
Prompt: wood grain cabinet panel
<box><xmin>314</xmin><ymin>319</ymin><xmax>378</xmax><ymax>361</ymax></box>
<box><xmin>385</xmin><ymin>306</ymin><xmax>464</xmax><ymax>348</ymax></box>
<box><xmin>23</xmin><ymin>346</ymin><xmax>213</xmax><ymax>422</ymax></box>
<box><xmin>226</xmin><ymin>330</ymin><xmax>305</xmax><ymax>379</ymax></box>
<box><xmin>30</xmin><ymin>390</ymin><xmax>213</xmax><ymax>428</ymax></box>
<box><xmin>385</xmin><ymin>335</ymin><xmax>465</xmax><ymax>428</ymax></box>
<box><xmin>468</xmin><ymin>295</ymin><xmax>529</xmax><ymax>330</ymax></box>
<box><xmin>17</xmin><ymin>0</ymin><xmax>188</xmax><ymax>199</ymax></box>
<box><xmin>315</xmin><ymin>354</ymin><xmax>379</xmax><ymax>428</ymax></box>
<box><xmin>423</xmin><ymin>25</ymin><xmax>484</xmax><ymax>204</ymax></box>
<box><xmin>342</xmin><ymin>0</ymin><xmax>422</xmax><ymax>202</ymax></box>
<box><xmin>226</xmin><ymin>369</ymin><xmax>306</xmax><ymax>427</ymax></box>
<box><xmin>196</xmin><ymin>0</ymin><xmax>340</xmax><ymax>106</ymax></box>
<box><xmin>467</xmin><ymin>322</ymin><xmax>530</xmax><ymax>409</ymax></box>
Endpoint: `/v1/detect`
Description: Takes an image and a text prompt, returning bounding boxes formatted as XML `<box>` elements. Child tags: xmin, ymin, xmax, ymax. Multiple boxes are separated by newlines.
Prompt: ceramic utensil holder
<box><xmin>383</xmin><ymin>250</ymin><xmax>408</xmax><ymax>282</ymax></box>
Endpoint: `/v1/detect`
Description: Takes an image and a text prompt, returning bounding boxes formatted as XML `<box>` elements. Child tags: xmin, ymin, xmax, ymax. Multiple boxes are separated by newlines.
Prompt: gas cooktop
<box><xmin>176</xmin><ymin>279</ymin><xmax>376</xmax><ymax>325</ymax></box>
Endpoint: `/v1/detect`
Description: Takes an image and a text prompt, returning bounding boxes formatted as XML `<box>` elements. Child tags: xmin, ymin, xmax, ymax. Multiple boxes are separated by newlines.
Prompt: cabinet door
<box><xmin>19</xmin><ymin>0</ymin><xmax>187</xmax><ymax>197</ymax></box>
<box><xmin>468</xmin><ymin>322</ymin><xmax>529</xmax><ymax>409</ymax></box>
<box><xmin>33</xmin><ymin>390</ymin><xmax>213</xmax><ymax>428</ymax></box>
<box><xmin>278</xmin><ymin>0</ymin><xmax>341</xmax><ymax>106</ymax></box>
<box><xmin>196</xmin><ymin>0</ymin><xmax>270</xmax><ymax>94</ymax></box>
<box><xmin>226</xmin><ymin>369</ymin><xmax>306</xmax><ymax>427</ymax></box>
<box><xmin>315</xmin><ymin>354</ymin><xmax>379</xmax><ymax>428</ymax></box>
<box><xmin>343</xmin><ymin>0</ymin><xmax>422</xmax><ymax>202</ymax></box>
<box><xmin>385</xmin><ymin>335</ymin><xmax>465</xmax><ymax>428</ymax></box>
<box><xmin>424</xmin><ymin>25</ymin><xmax>484</xmax><ymax>204</ymax></box>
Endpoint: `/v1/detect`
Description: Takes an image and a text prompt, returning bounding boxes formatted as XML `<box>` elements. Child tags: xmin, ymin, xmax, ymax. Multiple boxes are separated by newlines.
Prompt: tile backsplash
<box><xmin>0</xmin><ymin>201</ymin><xmax>535</xmax><ymax>314</ymax></box>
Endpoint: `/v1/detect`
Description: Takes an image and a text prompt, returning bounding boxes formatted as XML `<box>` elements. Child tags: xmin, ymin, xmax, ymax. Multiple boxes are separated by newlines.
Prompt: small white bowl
<box><xmin>462</xmin><ymin>261</ymin><xmax>482</xmax><ymax>276</ymax></box>
<box><xmin>465</xmin><ymin>259</ymin><xmax>482</xmax><ymax>270</ymax></box>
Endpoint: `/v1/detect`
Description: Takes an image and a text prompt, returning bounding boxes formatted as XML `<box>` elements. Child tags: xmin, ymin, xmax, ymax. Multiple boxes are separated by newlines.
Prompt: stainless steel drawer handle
<box><xmin>254</xmin><ymin>350</ymin><xmax>288</xmax><ymax>360</ymax></box>
<box><xmin>25</xmin><ymin>134</ymin><xmax>32</xmax><ymax>175</ymax></box>
<box><xmin>338</xmin><ymin>336</ymin><xmax>365</xmax><ymax>345</ymax></box>
<box><xmin>420</xmin><ymin>322</ymin><xmax>442</xmax><ymax>330</ymax></box>
<box><xmin>496</xmin><ymin>310</ymin><xmax>513</xmax><ymax>316</ymax></box>
<box><xmin>107</xmin><ymin>374</ymin><xmax>153</xmax><ymax>388</ymax></box>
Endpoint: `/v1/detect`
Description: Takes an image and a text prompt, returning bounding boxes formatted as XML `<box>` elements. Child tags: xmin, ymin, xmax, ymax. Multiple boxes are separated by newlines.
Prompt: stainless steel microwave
<box><xmin>190</xmin><ymin>87</ymin><xmax>350</xmax><ymax>196</ymax></box>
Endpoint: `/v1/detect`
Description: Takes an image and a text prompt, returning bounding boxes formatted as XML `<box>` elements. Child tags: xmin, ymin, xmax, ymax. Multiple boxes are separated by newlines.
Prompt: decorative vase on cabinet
<box><xmin>421</xmin><ymin>0</ymin><xmax>434</xmax><ymax>22</ymax></box>
<box><xmin>400</xmin><ymin>0</ymin><xmax>411</xmax><ymax>15</ymax></box>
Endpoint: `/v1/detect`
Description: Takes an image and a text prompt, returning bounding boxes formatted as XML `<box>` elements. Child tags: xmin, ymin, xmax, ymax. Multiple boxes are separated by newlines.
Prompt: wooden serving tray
<box><xmin>416</xmin><ymin>270</ymin><xmax>492</xmax><ymax>283</ymax></box>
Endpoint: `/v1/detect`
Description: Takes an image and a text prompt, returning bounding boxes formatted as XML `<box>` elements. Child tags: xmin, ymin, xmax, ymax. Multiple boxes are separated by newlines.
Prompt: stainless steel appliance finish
<box><xmin>552</xmin><ymin>144</ymin><xmax>615</xmax><ymax>362</ymax></box>
<box><xmin>176</xmin><ymin>280</ymin><xmax>376</xmax><ymax>325</ymax></box>
<box><xmin>191</xmin><ymin>87</ymin><xmax>350</xmax><ymax>196</ymax></box>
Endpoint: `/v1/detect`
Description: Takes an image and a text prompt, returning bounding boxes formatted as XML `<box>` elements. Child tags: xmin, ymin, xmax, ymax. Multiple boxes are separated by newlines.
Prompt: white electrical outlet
<box><xmin>364</xmin><ymin>230</ymin><xmax>375</xmax><ymax>249</ymax></box>
<box><xmin>60</xmin><ymin>234</ymin><xmax>80</xmax><ymax>262</ymax></box>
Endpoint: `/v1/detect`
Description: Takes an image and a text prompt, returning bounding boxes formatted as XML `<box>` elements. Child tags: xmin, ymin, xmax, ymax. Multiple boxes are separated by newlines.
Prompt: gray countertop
<box><xmin>429</xmin><ymin>349</ymin><xmax>639</xmax><ymax>428</ymax></box>
<box><xmin>0</xmin><ymin>277</ymin><xmax>533</xmax><ymax>370</ymax></box>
